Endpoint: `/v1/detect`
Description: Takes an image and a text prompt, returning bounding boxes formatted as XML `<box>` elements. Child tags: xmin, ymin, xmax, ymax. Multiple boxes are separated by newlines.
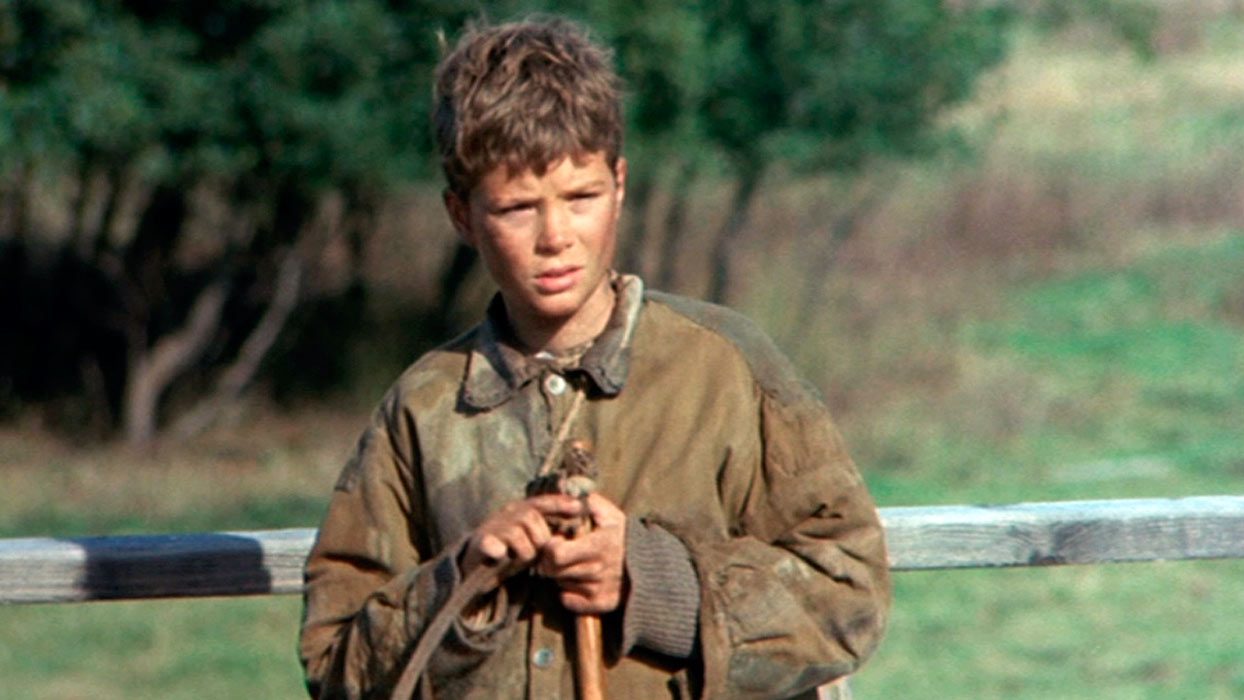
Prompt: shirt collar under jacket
<box><xmin>460</xmin><ymin>273</ymin><xmax>644</xmax><ymax>410</ymax></box>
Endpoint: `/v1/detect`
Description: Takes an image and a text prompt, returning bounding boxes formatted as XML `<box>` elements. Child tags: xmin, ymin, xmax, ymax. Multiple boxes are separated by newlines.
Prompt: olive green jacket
<box><xmin>300</xmin><ymin>275</ymin><xmax>890</xmax><ymax>699</ymax></box>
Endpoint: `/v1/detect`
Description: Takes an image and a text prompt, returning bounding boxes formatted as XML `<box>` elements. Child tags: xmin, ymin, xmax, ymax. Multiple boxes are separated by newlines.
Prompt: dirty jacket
<box><xmin>300</xmin><ymin>275</ymin><xmax>890</xmax><ymax>699</ymax></box>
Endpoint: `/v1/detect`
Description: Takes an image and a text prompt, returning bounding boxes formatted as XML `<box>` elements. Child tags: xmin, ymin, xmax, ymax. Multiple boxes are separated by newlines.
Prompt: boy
<box><xmin>300</xmin><ymin>17</ymin><xmax>889</xmax><ymax>700</ymax></box>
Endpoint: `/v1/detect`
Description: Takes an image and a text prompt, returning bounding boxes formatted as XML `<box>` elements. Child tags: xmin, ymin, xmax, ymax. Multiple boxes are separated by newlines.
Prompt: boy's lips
<box><xmin>535</xmin><ymin>265</ymin><xmax>582</xmax><ymax>293</ymax></box>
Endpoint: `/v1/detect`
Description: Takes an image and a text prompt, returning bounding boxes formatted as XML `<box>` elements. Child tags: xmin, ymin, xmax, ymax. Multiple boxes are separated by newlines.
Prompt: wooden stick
<box><xmin>554</xmin><ymin>439</ymin><xmax>609</xmax><ymax>700</ymax></box>
<box><xmin>568</xmin><ymin>497</ymin><xmax>608</xmax><ymax>700</ymax></box>
<box><xmin>574</xmin><ymin>612</ymin><xmax>608</xmax><ymax>700</ymax></box>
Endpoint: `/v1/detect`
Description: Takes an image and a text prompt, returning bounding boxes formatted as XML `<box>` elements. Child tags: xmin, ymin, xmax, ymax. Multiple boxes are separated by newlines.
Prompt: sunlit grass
<box><xmin>855</xmin><ymin>561</ymin><xmax>1244</xmax><ymax>699</ymax></box>
<box><xmin>0</xmin><ymin>597</ymin><xmax>305</xmax><ymax>700</ymax></box>
<box><xmin>955</xmin><ymin>22</ymin><xmax>1244</xmax><ymax>176</ymax></box>
<box><xmin>0</xmin><ymin>406</ymin><xmax>352</xmax><ymax>538</ymax></box>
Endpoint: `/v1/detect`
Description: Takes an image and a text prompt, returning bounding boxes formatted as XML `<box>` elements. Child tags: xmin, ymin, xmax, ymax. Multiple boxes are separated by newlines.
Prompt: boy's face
<box><xmin>446</xmin><ymin>151</ymin><xmax>626</xmax><ymax>346</ymax></box>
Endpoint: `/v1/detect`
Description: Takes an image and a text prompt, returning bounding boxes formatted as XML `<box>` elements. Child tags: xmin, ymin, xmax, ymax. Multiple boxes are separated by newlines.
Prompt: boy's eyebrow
<box><xmin>484</xmin><ymin>177</ymin><xmax>611</xmax><ymax>207</ymax></box>
<box><xmin>477</xmin><ymin>183</ymin><xmax>538</xmax><ymax>208</ymax></box>
<box><xmin>485</xmin><ymin>195</ymin><xmax>538</xmax><ymax>210</ymax></box>
<box><xmin>563</xmin><ymin>176</ymin><xmax>611</xmax><ymax>193</ymax></box>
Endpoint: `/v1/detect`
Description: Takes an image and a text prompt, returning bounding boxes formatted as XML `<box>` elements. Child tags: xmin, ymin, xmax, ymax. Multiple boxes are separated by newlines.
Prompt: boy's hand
<box><xmin>461</xmin><ymin>493</ymin><xmax>627</xmax><ymax>614</ymax></box>
<box><xmin>536</xmin><ymin>492</ymin><xmax>627</xmax><ymax>614</ymax></box>
<box><xmin>461</xmin><ymin>493</ymin><xmax>586</xmax><ymax>590</ymax></box>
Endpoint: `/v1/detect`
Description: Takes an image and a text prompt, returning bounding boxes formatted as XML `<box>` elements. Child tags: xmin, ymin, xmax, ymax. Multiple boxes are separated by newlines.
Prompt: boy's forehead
<box><xmin>472</xmin><ymin>151</ymin><xmax>616</xmax><ymax>196</ymax></box>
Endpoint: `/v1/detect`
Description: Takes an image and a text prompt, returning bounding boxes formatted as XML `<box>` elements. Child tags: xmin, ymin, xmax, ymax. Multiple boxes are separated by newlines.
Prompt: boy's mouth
<box><xmin>535</xmin><ymin>265</ymin><xmax>582</xmax><ymax>293</ymax></box>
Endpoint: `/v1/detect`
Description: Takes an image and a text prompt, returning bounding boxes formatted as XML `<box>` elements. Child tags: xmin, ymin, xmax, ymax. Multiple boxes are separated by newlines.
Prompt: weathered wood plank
<box><xmin>0</xmin><ymin>528</ymin><xmax>314</xmax><ymax>604</ymax></box>
<box><xmin>882</xmin><ymin>496</ymin><xmax>1244</xmax><ymax>571</ymax></box>
<box><xmin>2</xmin><ymin>497</ymin><xmax>1243</xmax><ymax>604</ymax></box>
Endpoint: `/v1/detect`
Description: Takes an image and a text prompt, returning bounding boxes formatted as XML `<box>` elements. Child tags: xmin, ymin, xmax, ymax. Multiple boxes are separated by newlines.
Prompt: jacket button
<box><xmin>544</xmin><ymin>373</ymin><xmax>567</xmax><ymax>395</ymax></box>
<box><xmin>532</xmin><ymin>647</ymin><xmax>555</xmax><ymax>668</ymax></box>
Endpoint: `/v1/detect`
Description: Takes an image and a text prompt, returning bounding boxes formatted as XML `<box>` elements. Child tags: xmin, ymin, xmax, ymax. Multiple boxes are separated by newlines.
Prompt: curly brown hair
<box><xmin>433</xmin><ymin>17</ymin><xmax>624</xmax><ymax>195</ymax></box>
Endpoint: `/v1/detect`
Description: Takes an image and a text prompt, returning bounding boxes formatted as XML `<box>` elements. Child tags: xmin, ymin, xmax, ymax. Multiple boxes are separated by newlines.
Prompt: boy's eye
<box><xmin>569</xmin><ymin>191</ymin><xmax>602</xmax><ymax>206</ymax></box>
<box><xmin>495</xmin><ymin>202</ymin><xmax>535</xmax><ymax>216</ymax></box>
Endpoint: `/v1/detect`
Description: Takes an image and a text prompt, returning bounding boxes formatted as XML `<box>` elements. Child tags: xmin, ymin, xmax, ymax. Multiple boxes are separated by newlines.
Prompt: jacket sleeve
<box><xmin>685</xmin><ymin>382</ymin><xmax>891</xmax><ymax>700</ymax></box>
<box><xmin>299</xmin><ymin>396</ymin><xmax>513</xmax><ymax>699</ymax></box>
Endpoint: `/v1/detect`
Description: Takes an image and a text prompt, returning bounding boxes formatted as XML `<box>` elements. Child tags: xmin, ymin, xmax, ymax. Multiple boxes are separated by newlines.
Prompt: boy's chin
<box><xmin>508</xmin><ymin>280</ymin><xmax>610</xmax><ymax>327</ymax></box>
<box><xmin>528</xmin><ymin>287</ymin><xmax>590</xmax><ymax>313</ymax></box>
<box><xmin>528</xmin><ymin>301</ymin><xmax>583</xmax><ymax>323</ymax></box>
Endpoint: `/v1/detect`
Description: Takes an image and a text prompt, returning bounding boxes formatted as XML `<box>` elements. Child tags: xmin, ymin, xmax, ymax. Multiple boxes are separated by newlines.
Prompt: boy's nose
<box><xmin>536</xmin><ymin>206</ymin><xmax>573</xmax><ymax>252</ymax></box>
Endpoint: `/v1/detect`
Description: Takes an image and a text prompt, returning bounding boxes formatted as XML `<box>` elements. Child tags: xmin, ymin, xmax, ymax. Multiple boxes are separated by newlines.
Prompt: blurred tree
<box><xmin>0</xmin><ymin>0</ymin><xmax>1016</xmax><ymax>444</ymax></box>
<box><xmin>556</xmin><ymin>0</ymin><xmax>710</xmax><ymax>282</ymax></box>
<box><xmin>528</xmin><ymin>0</ymin><xmax>1014</xmax><ymax>302</ymax></box>
<box><xmin>694</xmin><ymin>0</ymin><xmax>1014</xmax><ymax>304</ymax></box>
<box><xmin>0</xmin><ymin>0</ymin><xmax>476</xmax><ymax>445</ymax></box>
<box><xmin>1020</xmin><ymin>0</ymin><xmax>1161</xmax><ymax>58</ymax></box>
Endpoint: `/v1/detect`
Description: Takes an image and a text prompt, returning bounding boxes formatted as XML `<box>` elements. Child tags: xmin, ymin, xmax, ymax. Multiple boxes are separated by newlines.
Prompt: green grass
<box><xmin>856</xmin><ymin>561</ymin><xmax>1244</xmax><ymax>699</ymax></box>
<box><xmin>1</xmin><ymin>493</ymin><xmax>329</xmax><ymax>539</ymax></box>
<box><xmin>844</xmin><ymin>227</ymin><xmax>1244</xmax><ymax>696</ymax></box>
<box><xmin>855</xmin><ymin>234</ymin><xmax>1244</xmax><ymax>508</ymax></box>
<box><xmin>0</xmin><ymin>597</ymin><xmax>306</xmax><ymax>700</ymax></box>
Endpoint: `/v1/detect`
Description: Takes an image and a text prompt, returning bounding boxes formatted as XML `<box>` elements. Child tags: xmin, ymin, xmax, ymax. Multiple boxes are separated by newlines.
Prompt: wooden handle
<box><xmin>574</xmin><ymin>613</ymin><xmax>608</xmax><ymax>700</ymax></box>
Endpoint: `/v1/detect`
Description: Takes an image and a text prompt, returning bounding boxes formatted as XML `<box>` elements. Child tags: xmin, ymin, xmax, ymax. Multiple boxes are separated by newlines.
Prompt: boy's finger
<box><xmin>478</xmin><ymin>534</ymin><xmax>509</xmax><ymax>562</ymax></box>
<box><xmin>503</xmin><ymin>530</ymin><xmax>539</xmax><ymax>564</ymax></box>
<box><xmin>527</xmin><ymin>493</ymin><xmax>585</xmax><ymax>516</ymax></box>
<box><xmin>559</xmin><ymin>585</ymin><xmax>620</xmax><ymax>615</ymax></box>
<box><xmin>584</xmin><ymin>493</ymin><xmax>625</xmax><ymax>526</ymax></box>
<box><xmin>542</xmin><ymin>559</ymin><xmax>603</xmax><ymax>582</ymax></box>
<box><xmin>516</xmin><ymin>504</ymin><xmax>555</xmax><ymax>545</ymax></box>
<box><xmin>559</xmin><ymin>591</ymin><xmax>593</xmax><ymax>614</ymax></box>
<box><xmin>541</xmin><ymin>535</ymin><xmax>599</xmax><ymax>567</ymax></box>
<box><xmin>510</xmin><ymin>510</ymin><xmax>559</xmax><ymax>561</ymax></box>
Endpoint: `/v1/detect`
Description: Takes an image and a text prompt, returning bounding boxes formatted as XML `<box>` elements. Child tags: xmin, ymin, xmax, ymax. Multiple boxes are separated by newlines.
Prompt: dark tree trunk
<box><xmin>92</xmin><ymin>164</ymin><xmax>126</xmax><ymax>261</ymax></box>
<box><xmin>430</xmin><ymin>241</ymin><xmax>479</xmax><ymax>337</ymax></box>
<box><xmin>172</xmin><ymin>250</ymin><xmax>303</xmax><ymax>439</ymax></box>
<box><xmin>656</xmin><ymin>159</ymin><xmax>698</xmax><ymax>292</ymax></box>
<box><xmin>707</xmin><ymin>167</ymin><xmax>762</xmax><ymax>306</ymax></box>
<box><xmin>115</xmin><ymin>184</ymin><xmax>201</xmax><ymax>446</ymax></box>
<box><xmin>788</xmin><ymin>182</ymin><xmax>885</xmax><ymax>345</ymax></box>
<box><xmin>123</xmin><ymin>277</ymin><xmax>229</xmax><ymax>446</ymax></box>
<box><xmin>618</xmin><ymin>168</ymin><xmax>655</xmax><ymax>278</ymax></box>
<box><xmin>69</xmin><ymin>156</ymin><xmax>96</xmax><ymax>257</ymax></box>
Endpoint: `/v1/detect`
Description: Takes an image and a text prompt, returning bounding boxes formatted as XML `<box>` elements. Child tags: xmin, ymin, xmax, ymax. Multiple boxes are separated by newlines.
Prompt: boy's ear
<box><xmin>443</xmin><ymin>188</ymin><xmax>476</xmax><ymax>247</ymax></box>
<box><xmin>613</xmin><ymin>157</ymin><xmax>628</xmax><ymax>207</ymax></box>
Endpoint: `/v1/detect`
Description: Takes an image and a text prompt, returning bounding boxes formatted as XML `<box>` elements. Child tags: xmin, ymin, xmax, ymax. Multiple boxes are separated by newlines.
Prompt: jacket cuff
<box><xmin>621</xmin><ymin>516</ymin><xmax>700</xmax><ymax>659</ymax></box>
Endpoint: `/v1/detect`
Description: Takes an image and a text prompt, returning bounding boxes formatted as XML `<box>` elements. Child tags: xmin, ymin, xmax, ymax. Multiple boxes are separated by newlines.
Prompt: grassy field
<box><xmin>4</xmin><ymin>13</ymin><xmax>1244</xmax><ymax>700</ymax></box>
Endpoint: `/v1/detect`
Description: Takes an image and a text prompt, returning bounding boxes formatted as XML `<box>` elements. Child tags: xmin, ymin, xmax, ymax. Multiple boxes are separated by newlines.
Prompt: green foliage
<box><xmin>0</xmin><ymin>0</ymin><xmax>450</xmax><ymax>188</ymax></box>
<box><xmin>535</xmin><ymin>0</ymin><xmax>1015</xmax><ymax>177</ymax></box>
<box><xmin>0</xmin><ymin>0</ymin><xmax>1019</xmax><ymax>228</ymax></box>
<box><xmin>560</xmin><ymin>0</ymin><xmax>711</xmax><ymax>165</ymax></box>
<box><xmin>0</xmin><ymin>0</ymin><xmax>1017</xmax><ymax>437</ymax></box>
<box><xmin>695</xmin><ymin>0</ymin><xmax>1014</xmax><ymax>173</ymax></box>
<box><xmin>0</xmin><ymin>0</ymin><xmax>492</xmax><ymax>440</ymax></box>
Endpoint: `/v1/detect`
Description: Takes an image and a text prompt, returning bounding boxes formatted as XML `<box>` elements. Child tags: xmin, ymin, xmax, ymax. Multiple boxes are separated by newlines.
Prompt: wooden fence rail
<box><xmin>3</xmin><ymin>496</ymin><xmax>1243</xmax><ymax>605</ymax></box>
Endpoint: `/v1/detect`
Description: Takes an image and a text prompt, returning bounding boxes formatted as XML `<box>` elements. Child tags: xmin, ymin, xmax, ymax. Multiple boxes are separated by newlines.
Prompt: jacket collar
<box><xmin>460</xmin><ymin>273</ymin><xmax>644</xmax><ymax>410</ymax></box>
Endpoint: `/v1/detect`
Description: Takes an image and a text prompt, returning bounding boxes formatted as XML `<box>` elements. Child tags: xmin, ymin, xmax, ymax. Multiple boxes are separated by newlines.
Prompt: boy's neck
<box><xmin>505</xmin><ymin>280</ymin><xmax>617</xmax><ymax>354</ymax></box>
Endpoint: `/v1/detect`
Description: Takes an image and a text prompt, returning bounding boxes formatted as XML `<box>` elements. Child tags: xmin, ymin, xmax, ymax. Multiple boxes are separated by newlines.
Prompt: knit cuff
<box><xmin>620</xmin><ymin>516</ymin><xmax>700</xmax><ymax>659</ymax></box>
